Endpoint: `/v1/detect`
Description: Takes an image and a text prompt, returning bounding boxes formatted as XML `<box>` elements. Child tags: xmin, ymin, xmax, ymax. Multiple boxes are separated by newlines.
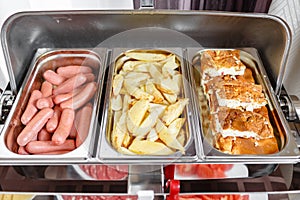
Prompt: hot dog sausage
<box><xmin>46</xmin><ymin>106</ymin><xmax>61</xmax><ymax>133</ymax></box>
<box><xmin>6</xmin><ymin>121</ymin><xmax>21</xmax><ymax>153</ymax></box>
<box><xmin>36</xmin><ymin>150</ymin><xmax>71</xmax><ymax>155</ymax></box>
<box><xmin>76</xmin><ymin>103</ymin><xmax>92</xmax><ymax>147</ymax></box>
<box><xmin>18</xmin><ymin>146</ymin><xmax>30</xmax><ymax>155</ymax></box>
<box><xmin>43</xmin><ymin>70</ymin><xmax>66</xmax><ymax>85</ymax></box>
<box><xmin>69</xmin><ymin>109</ymin><xmax>83</xmax><ymax>139</ymax></box>
<box><xmin>25</xmin><ymin>139</ymin><xmax>75</xmax><ymax>154</ymax></box>
<box><xmin>84</xmin><ymin>73</ymin><xmax>96</xmax><ymax>82</ymax></box>
<box><xmin>40</xmin><ymin>81</ymin><xmax>53</xmax><ymax>97</ymax></box>
<box><xmin>53</xmin><ymin>74</ymin><xmax>87</xmax><ymax>95</ymax></box>
<box><xmin>52</xmin><ymin>86</ymin><xmax>83</xmax><ymax>105</ymax></box>
<box><xmin>60</xmin><ymin>82</ymin><xmax>97</xmax><ymax>110</ymax></box>
<box><xmin>17</xmin><ymin>108</ymin><xmax>54</xmax><ymax>146</ymax></box>
<box><xmin>38</xmin><ymin>128</ymin><xmax>52</xmax><ymax>141</ymax></box>
<box><xmin>21</xmin><ymin>90</ymin><xmax>43</xmax><ymax>125</ymax></box>
<box><xmin>52</xmin><ymin>108</ymin><xmax>75</xmax><ymax>145</ymax></box>
<box><xmin>36</xmin><ymin>97</ymin><xmax>54</xmax><ymax>109</ymax></box>
<box><xmin>57</xmin><ymin>65</ymin><xmax>92</xmax><ymax>78</ymax></box>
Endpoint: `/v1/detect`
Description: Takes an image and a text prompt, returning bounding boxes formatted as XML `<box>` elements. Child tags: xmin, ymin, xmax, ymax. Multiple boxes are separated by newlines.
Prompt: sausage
<box><xmin>25</xmin><ymin>139</ymin><xmax>75</xmax><ymax>154</ymax></box>
<box><xmin>43</xmin><ymin>70</ymin><xmax>66</xmax><ymax>85</ymax></box>
<box><xmin>21</xmin><ymin>90</ymin><xmax>42</xmax><ymax>125</ymax></box>
<box><xmin>6</xmin><ymin>122</ymin><xmax>22</xmax><ymax>153</ymax></box>
<box><xmin>36</xmin><ymin>97</ymin><xmax>54</xmax><ymax>109</ymax></box>
<box><xmin>17</xmin><ymin>108</ymin><xmax>54</xmax><ymax>146</ymax></box>
<box><xmin>52</xmin><ymin>108</ymin><xmax>75</xmax><ymax>145</ymax></box>
<box><xmin>76</xmin><ymin>103</ymin><xmax>92</xmax><ymax>147</ymax></box>
<box><xmin>52</xmin><ymin>86</ymin><xmax>83</xmax><ymax>105</ymax></box>
<box><xmin>69</xmin><ymin>108</ymin><xmax>83</xmax><ymax>138</ymax></box>
<box><xmin>38</xmin><ymin>128</ymin><xmax>52</xmax><ymax>141</ymax></box>
<box><xmin>36</xmin><ymin>150</ymin><xmax>71</xmax><ymax>155</ymax></box>
<box><xmin>57</xmin><ymin>65</ymin><xmax>93</xmax><ymax>78</ymax></box>
<box><xmin>18</xmin><ymin>146</ymin><xmax>30</xmax><ymax>155</ymax></box>
<box><xmin>60</xmin><ymin>82</ymin><xmax>97</xmax><ymax>110</ymax></box>
<box><xmin>84</xmin><ymin>73</ymin><xmax>96</xmax><ymax>82</ymax></box>
<box><xmin>46</xmin><ymin>106</ymin><xmax>62</xmax><ymax>133</ymax></box>
<box><xmin>40</xmin><ymin>81</ymin><xmax>53</xmax><ymax>97</ymax></box>
<box><xmin>53</xmin><ymin>74</ymin><xmax>87</xmax><ymax>95</ymax></box>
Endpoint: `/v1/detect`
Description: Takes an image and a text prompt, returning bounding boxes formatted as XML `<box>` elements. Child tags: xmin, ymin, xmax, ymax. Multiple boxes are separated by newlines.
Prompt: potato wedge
<box><xmin>125</xmin><ymin>72</ymin><xmax>149</xmax><ymax>85</ymax></box>
<box><xmin>147</xmin><ymin>128</ymin><xmax>159</xmax><ymax>142</ymax></box>
<box><xmin>146</xmin><ymin>81</ymin><xmax>165</xmax><ymax>104</ymax></box>
<box><xmin>122</xmin><ymin>131</ymin><xmax>132</xmax><ymax>148</ymax></box>
<box><xmin>111</xmin><ymin>94</ymin><xmax>122</xmax><ymax>111</ymax></box>
<box><xmin>112</xmin><ymin>112</ymin><xmax>128</xmax><ymax>149</ymax></box>
<box><xmin>115</xmin><ymin>56</ymin><xmax>131</xmax><ymax>71</ymax></box>
<box><xmin>124</xmin><ymin>79</ymin><xmax>154</xmax><ymax>101</ymax></box>
<box><xmin>177</xmin><ymin>130</ymin><xmax>186</xmax><ymax>147</ymax></box>
<box><xmin>156</xmin><ymin>77</ymin><xmax>179</xmax><ymax>95</ymax></box>
<box><xmin>128</xmin><ymin>139</ymin><xmax>174</xmax><ymax>155</ymax></box>
<box><xmin>122</xmin><ymin>94</ymin><xmax>131</xmax><ymax>113</ymax></box>
<box><xmin>112</xmin><ymin>74</ymin><xmax>124</xmax><ymax>96</ymax></box>
<box><xmin>132</xmin><ymin>106</ymin><xmax>162</xmax><ymax>137</ymax></box>
<box><xmin>127</xmin><ymin>99</ymin><xmax>149</xmax><ymax>133</ymax></box>
<box><xmin>163</xmin><ymin>92</ymin><xmax>177</xmax><ymax>104</ymax></box>
<box><xmin>111</xmin><ymin>126</ymin><xmax>126</xmax><ymax>150</ymax></box>
<box><xmin>168</xmin><ymin>118</ymin><xmax>186</xmax><ymax>137</ymax></box>
<box><xmin>162</xmin><ymin>98</ymin><xmax>189</xmax><ymax>125</ymax></box>
<box><xmin>117</xmin><ymin>146</ymin><xmax>136</xmax><ymax>155</ymax></box>
<box><xmin>162</xmin><ymin>55</ymin><xmax>179</xmax><ymax>77</ymax></box>
<box><xmin>156</xmin><ymin>119</ymin><xmax>185</xmax><ymax>154</ymax></box>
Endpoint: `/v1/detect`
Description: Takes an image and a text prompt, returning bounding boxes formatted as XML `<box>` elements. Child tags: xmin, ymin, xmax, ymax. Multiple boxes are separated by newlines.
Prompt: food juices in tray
<box><xmin>188</xmin><ymin>48</ymin><xmax>298</xmax><ymax>160</ymax></box>
<box><xmin>98</xmin><ymin>48</ymin><xmax>198</xmax><ymax>162</ymax></box>
<box><xmin>0</xmin><ymin>49</ymin><xmax>105</xmax><ymax>162</ymax></box>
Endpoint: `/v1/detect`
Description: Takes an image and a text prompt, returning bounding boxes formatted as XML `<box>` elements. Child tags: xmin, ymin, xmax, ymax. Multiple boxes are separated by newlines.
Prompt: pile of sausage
<box><xmin>16</xmin><ymin>65</ymin><xmax>97</xmax><ymax>155</ymax></box>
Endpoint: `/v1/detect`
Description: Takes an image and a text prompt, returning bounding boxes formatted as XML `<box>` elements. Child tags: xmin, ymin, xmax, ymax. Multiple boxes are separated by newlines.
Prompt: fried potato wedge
<box><xmin>122</xmin><ymin>94</ymin><xmax>131</xmax><ymax>113</ymax></box>
<box><xmin>117</xmin><ymin>146</ymin><xmax>136</xmax><ymax>155</ymax></box>
<box><xmin>162</xmin><ymin>98</ymin><xmax>189</xmax><ymax>125</ymax></box>
<box><xmin>112</xmin><ymin>112</ymin><xmax>128</xmax><ymax>149</ymax></box>
<box><xmin>128</xmin><ymin>139</ymin><xmax>174</xmax><ymax>155</ymax></box>
<box><xmin>156</xmin><ymin>77</ymin><xmax>179</xmax><ymax>95</ymax></box>
<box><xmin>127</xmin><ymin>99</ymin><xmax>149</xmax><ymax>133</ymax></box>
<box><xmin>168</xmin><ymin>118</ymin><xmax>186</xmax><ymax>137</ymax></box>
<box><xmin>146</xmin><ymin>81</ymin><xmax>165</xmax><ymax>104</ymax></box>
<box><xmin>177</xmin><ymin>130</ymin><xmax>186</xmax><ymax>147</ymax></box>
<box><xmin>125</xmin><ymin>72</ymin><xmax>149</xmax><ymax>85</ymax></box>
<box><xmin>163</xmin><ymin>92</ymin><xmax>177</xmax><ymax>104</ymax></box>
<box><xmin>133</xmin><ymin>105</ymin><xmax>164</xmax><ymax>137</ymax></box>
<box><xmin>162</xmin><ymin>55</ymin><xmax>179</xmax><ymax>77</ymax></box>
<box><xmin>113</xmin><ymin>74</ymin><xmax>124</xmax><ymax>96</ymax></box>
<box><xmin>111</xmin><ymin>94</ymin><xmax>122</xmax><ymax>111</ymax></box>
<box><xmin>147</xmin><ymin>128</ymin><xmax>159</xmax><ymax>142</ymax></box>
<box><xmin>115</xmin><ymin>56</ymin><xmax>131</xmax><ymax>71</ymax></box>
<box><xmin>124</xmin><ymin>79</ymin><xmax>154</xmax><ymax>101</ymax></box>
<box><xmin>156</xmin><ymin>119</ymin><xmax>185</xmax><ymax>154</ymax></box>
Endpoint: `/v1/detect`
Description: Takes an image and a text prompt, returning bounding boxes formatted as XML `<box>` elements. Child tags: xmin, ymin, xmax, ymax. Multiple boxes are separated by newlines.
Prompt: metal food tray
<box><xmin>98</xmin><ymin>48</ymin><xmax>201</xmax><ymax>164</ymax></box>
<box><xmin>0</xmin><ymin>48</ymin><xmax>106</xmax><ymax>164</ymax></box>
<box><xmin>187</xmin><ymin>47</ymin><xmax>300</xmax><ymax>163</ymax></box>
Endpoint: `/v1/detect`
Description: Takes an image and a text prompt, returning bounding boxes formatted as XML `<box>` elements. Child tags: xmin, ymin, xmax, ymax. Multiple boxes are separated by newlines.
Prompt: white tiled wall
<box><xmin>269</xmin><ymin>0</ymin><xmax>300</xmax><ymax>98</ymax></box>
